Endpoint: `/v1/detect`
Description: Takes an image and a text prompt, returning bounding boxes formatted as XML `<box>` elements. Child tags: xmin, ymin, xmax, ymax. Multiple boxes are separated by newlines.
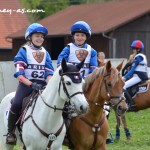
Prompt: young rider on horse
<box><xmin>122</xmin><ymin>40</ymin><xmax>148</xmax><ymax>109</ymax></box>
<box><xmin>57</xmin><ymin>21</ymin><xmax>98</xmax><ymax>78</ymax></box>
<box><xmin>6</xmin><ymin>23</ymin><xmax>54</xmax><ymax>145</ymax></box>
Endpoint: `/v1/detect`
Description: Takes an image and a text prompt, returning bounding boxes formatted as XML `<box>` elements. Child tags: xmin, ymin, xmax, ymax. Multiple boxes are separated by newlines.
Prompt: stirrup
<box><xmin>6</xmin><ymin>133</ymin><xmax>17</xmax><ymax>145</ymax></box>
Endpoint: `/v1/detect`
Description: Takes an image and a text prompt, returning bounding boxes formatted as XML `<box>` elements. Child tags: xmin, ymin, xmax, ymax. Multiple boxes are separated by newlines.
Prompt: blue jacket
<box><xmin>57</xmin><ymin>43</ymin><xmax>98</xmax><ymax>74</ymax></box>
<box><xmin>124</xmin><ymin>55</ymin><xmax>143</xmax><ymax>79</ymax></box>
<box><xmin>14</xmin><ymin>47</ymin><xmax>54</xmax><ymax>79</ymax></box>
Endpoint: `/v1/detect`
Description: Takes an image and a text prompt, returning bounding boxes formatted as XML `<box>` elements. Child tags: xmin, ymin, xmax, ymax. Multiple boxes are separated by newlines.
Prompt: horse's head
<box><xmin>102</xmin><ymin>60</ymin><xmax>127</xmax><ymax>116</ymax></box>
<box><xmin>58</xmin><ymin>58</ymin><xmax>89</xmax><ymax>115</ymax></box>
<box><xmin>83</xmin><ymin>60</ymin><xmax>127</xmax><ymax>116</ymax></box>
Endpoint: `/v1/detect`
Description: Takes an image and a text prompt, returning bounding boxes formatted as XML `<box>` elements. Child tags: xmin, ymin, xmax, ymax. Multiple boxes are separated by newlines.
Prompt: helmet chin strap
<box><xmin>73</xmin><ymin>40</ymin><xmax>87</xmax><ymax>48</ymax></box>
<box><xmin>31</xmin><ymin>41</ymin><xmax>42</xmax><ymax>49</ymax></box>
<box><xmin>77</xmin><ymin>43</ymin><xmax>84</xmax><ymax>47</ymax></box>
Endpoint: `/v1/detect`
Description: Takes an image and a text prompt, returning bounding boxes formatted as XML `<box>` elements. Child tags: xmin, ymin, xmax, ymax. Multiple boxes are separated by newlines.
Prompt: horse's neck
<box><xmin>30</xmin><ymin>74</ymin><xmax>64</xmax><ymax>130</ymax></box>
<box><xmin>86</xmin><ymin>101</ymin><xmax>104</xmax><ymax>123</ymax></box>
<box><xmin>85</xmin><ymin>77</ymin><xmax>105</xmax><ymax>122</ymax></box>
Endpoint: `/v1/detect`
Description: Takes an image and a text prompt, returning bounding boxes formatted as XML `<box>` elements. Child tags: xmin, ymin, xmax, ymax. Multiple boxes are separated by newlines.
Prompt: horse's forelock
<box><xmin>110</xmin><ymin>66</ymin><xmax>119</xmax><ymax>87</ymax></box>
<box><xmin>66</xmin><ymin>64</ymin><xmax>79</xmax><ymax>73</ymax></box>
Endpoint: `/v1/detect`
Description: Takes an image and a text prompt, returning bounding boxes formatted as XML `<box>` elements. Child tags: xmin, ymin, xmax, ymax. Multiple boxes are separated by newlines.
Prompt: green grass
<box><xmin>14</xmin><ymin>109</ymin><xmax>150</xmax><ymax>150</ymax></box>
<box><xmin>107</xmin><ymin>109</ymin><xmax>150</xmax><ymax>150</ymax></box>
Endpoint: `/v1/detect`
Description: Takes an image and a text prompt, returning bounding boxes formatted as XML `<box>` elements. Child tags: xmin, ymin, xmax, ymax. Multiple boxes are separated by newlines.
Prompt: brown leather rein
<box><xmin>79</xmin><ymin>72</ymin><xmax>124</xmax><ymax>150</ymax></box>
<box><xmin>22</xmin><ymin>71</ymin><xmax>84</xmax><ymax>150</ymax></box>
<box><xmin>80</xmin><ymin>115</ymin><xmax>105</xmax><ymax>150</ymax></box>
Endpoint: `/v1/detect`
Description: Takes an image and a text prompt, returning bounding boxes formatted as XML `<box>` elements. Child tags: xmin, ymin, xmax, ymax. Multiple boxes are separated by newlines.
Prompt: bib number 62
<box><xmin>31</xmin><ymin>71</ymin><xmax>44</xmax><ymax>78</ymax></box>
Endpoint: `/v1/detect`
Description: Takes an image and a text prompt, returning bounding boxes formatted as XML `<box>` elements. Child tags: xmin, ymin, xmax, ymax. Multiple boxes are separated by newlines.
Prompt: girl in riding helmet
<box><xmin>6</xmin><ymin>23</ymin><xmax>54</xmax><ymax>145</ymax></box>
<box><xmin>57</xmin><ymin>21</ymin><xmax>98</xmax><ymax>78</ymax></box>
<box><xmin>122</xmin><ymin>40</ymin><xmax>148</xmax><ymax>108</ymax></box>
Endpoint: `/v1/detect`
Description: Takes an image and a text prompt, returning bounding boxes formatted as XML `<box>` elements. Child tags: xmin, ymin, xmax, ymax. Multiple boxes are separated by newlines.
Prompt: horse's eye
<box><xmin>66</xmin><ymin>81</ymin><xmax>71</xmax><ymax>85</ymax></box>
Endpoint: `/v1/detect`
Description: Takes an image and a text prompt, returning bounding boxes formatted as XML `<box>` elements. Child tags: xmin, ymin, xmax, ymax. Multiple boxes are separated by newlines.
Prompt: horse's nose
<box><xmin>118</xmin><ymin>105</ymin><xmax>127</xmax><ymax>114</ymax></box>
<box><xmin>80</xmin><ymin>105</ymin><xmax>88</xmax><ymax>114</ymax></box>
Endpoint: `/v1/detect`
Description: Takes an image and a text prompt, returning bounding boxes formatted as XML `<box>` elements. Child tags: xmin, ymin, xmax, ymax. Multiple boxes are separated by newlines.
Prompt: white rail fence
<box><xmin>0</xmin><ymin>59</ymin><xmax>150</xmax><ymax>101</ymax></box>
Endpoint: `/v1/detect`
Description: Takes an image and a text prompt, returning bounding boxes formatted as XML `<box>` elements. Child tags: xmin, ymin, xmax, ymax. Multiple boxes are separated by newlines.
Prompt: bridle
<box><xmin>39</xmin><ymin>71</ymin><xmax>84</xmax><ymax>112</ymax></box>
<box><xmin>79</xmin><ymin>71</ymin><xmax>125</xmax><ymax>150</ymax></box>
<box><xmin>103</xmin><ymin>72</ymin><xmax>125</xmax><ymax>108</ymax></box>
<box><xmin>23</xmin><ymin>71</ymin><xmax>84</xmax><ymax>150</ymax></box>
<box><xmin>58</xmin><ymin>72</ymin><xmax>83</xmax><ymax>100</ymax></box>
<box><xmin>88</xmin><ymin>72</ymin><xmax>125</xmax><ymax>109</ymax></box>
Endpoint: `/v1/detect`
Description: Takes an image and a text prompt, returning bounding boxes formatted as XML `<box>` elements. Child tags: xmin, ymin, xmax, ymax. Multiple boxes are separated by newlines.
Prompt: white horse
<box><xmin>0</xmin><ymin>58</ymin><xmax>89</xmax><ymax>150</ymax></box>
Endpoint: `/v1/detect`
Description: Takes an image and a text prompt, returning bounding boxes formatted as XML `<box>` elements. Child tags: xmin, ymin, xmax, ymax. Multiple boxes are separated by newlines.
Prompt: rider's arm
<box><xmin>124</xmin><ymin>56</ymin><xmax>143</xmax><ymax>79</ymax></box>
<box><xmin>14</xmin><ymin>48</ymin><xmax>32</xmax><ymax>86</ymax></box>
<box><xmin>89</xmin><ymin>48</ymin><xmax>98</xmax><ymax>73</ymax></box>
<box><xmin>17</xmin><ymin>75</ymin><xmax>32</xmax><ymax>86</ymax></box>
<box><xmin>14</xmin><ymin>47</ymin><xmax>27</xmax><ymax>78</ymax></box>
<box><xmin>44</xmin><ymin>51</ymin><xmax>54</xmax><ymax>83</ymax></box>
<box><xmin>45</xmin><ymin>51</ymin><xmax>54</xmax><ymax>78</ymax></box>
<box><xmin>121</xmin><ymin>62</ymin><xmax>131</xmax><ymax>76</ymax></box>
<box><xmin>57</xmin><ymin>46</ymin><xmax>70</xmax><ymax>67</ymax></box>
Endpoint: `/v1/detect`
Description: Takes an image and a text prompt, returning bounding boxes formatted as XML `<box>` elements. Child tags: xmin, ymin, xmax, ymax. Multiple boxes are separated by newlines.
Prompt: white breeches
<box><xmin>123</xmin><ymin>74</ymin><xmax>142</xmax><ymax>90</ymax></box>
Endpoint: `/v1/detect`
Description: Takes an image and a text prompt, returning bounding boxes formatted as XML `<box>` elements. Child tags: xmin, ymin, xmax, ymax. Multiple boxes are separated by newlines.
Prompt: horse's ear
<box><xmin>106</xmin><ymin>60</ymin><xmax>112</xmax><ymax>72</ymax></box>
<box><xmin>117</xmin><ymin>60</ymin><xmax>124</xmax><ymax>72</ymax></box>
<box><xmin>61</xmin><ymin>58</ymin><xmax>68</xmax><ymax>72</ymax></box>
<box><xmin>76</xmin><ymin>59</ymin><xmax>85</xmax><ymax>71</ymax></box>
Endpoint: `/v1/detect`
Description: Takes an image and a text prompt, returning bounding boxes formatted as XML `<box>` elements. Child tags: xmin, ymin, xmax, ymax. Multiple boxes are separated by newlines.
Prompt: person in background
<box><xmin>57</xmin><ymin>21</ymin><xmax>98</xmax><ymax>79</ymax></box>
<box><xmin>122</xmin><ymin>49</ymin><xmax>136</xmax><ymax>76</ymax></box>
<box><xmin>6</xmin><ymin>23</ymin><xmax>54</xmax><ymax>145</ymax></box>
<box><xmin>97</xmin><ymin>51</ymin><xmax>106</xmax><ymax>67</ymax></box>
<box><xmin>122</xmin><ymin>40</ymin><xmax>148</xmax><ymax>108</ymax></box>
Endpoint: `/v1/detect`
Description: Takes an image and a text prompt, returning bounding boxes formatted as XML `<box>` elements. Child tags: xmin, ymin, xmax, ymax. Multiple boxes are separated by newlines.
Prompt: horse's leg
<box><xmin>0</xmin><ymin>117</ymin><xmax>15</xmax><ymax>150</ymax></box>
<box><xmin>0</xmin><ymin>93</ymin><xmax>16</xmax><ymax>150</ymax></box>
<box><xmin>115</xmin><ymin>114</ymin><xmax>121</xmax><ymax>140</ymax></box>
<box><xmin>0</xmin><ymin>124</ymin><xmax>15</xmax><ymax>150</ymax></box>
<box><xmin>120</xmin><ymin>114</ymin><xmax>131</xmax><ymax>140</ymax></box>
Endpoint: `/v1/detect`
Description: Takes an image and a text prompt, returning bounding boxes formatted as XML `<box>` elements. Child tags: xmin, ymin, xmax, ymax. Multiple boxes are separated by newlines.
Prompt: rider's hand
<box><xmin>122</xmin><ymin>77</ymin><xmax>126</xmax><ymax>82</ymax></box>
<box><xmin>30</xmin><ymin>82</ymin><xmax>43</xmax><ymax>91</ymax></box>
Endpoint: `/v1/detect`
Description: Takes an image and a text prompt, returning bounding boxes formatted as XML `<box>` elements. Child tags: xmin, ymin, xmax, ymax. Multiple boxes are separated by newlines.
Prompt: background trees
<box><xmin>19</xmin><ymin>0</ymin><xmax>112</xmax><ymax>22</ymax></box>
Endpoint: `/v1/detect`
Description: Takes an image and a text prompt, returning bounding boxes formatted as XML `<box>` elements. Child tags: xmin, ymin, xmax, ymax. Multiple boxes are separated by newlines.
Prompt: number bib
<box><xmin>68</xmin><ymin>43</ymin><xmax>91</xmax><ymax>78</ymax></box>
<box><xmin>25</xmin><ymin>64</ymin><xmax>45</xmax><ymax>80</ymax></box>
<box><xmin>80</xmin><ymin>64</ymin><xmax>90</xmax><ymax>78</ymax></box>
<box><xmin>23</xmin><ymin>45</ymin><xmax>46</xmax><ymax>81</ymax></box>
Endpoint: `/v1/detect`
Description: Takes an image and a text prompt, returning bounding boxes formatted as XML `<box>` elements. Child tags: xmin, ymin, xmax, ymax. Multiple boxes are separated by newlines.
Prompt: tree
<box><xmin>19</xmin><ymin>0</ymin><xmax>70</xmax><ymax>22</ymax></box>
<box><xmin>19</xmin><ymin>0</ymin><xmax>112</xmax><ymax>22</ymax></box>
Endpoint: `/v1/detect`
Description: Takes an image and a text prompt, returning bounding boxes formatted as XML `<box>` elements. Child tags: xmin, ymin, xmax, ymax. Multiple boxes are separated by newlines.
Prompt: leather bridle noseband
<box><xmin>103</xmin><ymin>73</ymin><xmax>125</xmax><ymax>108</ymax></box>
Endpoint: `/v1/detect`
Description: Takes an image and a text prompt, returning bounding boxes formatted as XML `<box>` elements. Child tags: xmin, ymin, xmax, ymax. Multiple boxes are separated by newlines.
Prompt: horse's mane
<box><xmin>83</xmin><ymin>64</ymin><xmax>119</xmax><ymax>93</ymax></box>
<box><xmin>83</xmin><ymin>66</ymin><xmax>105</xmax><ymax>92</ymax></box>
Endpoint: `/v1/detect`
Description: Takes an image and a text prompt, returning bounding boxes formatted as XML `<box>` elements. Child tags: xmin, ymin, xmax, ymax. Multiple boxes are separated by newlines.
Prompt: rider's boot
<box><xmin>6</xmin><ymin>110</ymin><xmax>18</xmax><ymax>145</ymax></box>
<box><xmin>123</xmin><ymin>89</ymin><xmax>132</xmax><ymax>109</ymax></box>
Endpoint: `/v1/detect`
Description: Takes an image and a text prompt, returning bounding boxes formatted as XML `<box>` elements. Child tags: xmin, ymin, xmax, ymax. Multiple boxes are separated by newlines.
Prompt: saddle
<box><xmin>10</xmin><ymin>90</ymin><xmax>39</xmax><ymax>125</ymax></box>
<box><xmin>127</xmin><ymin>80</ymin><xmax>150</xmax><ymax>98</ymax></box>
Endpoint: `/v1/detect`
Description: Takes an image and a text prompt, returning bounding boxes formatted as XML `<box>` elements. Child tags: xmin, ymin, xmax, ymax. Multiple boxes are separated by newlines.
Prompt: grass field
<box><xmin>14</xmin><ymin>108</ymin><xmax>150</xmax><ymax>150</ymax></box>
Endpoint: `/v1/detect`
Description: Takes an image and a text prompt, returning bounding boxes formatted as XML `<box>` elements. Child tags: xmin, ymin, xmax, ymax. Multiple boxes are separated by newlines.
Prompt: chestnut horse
<box><xmin>115</xmin><ymin>79</ymin><xmax>150</xmax><ymax>140</ymax></box>
<box><xmin>67</xmin><ymin>60</ymin><xmax>127</xmax><ymax>150</ymax></box>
